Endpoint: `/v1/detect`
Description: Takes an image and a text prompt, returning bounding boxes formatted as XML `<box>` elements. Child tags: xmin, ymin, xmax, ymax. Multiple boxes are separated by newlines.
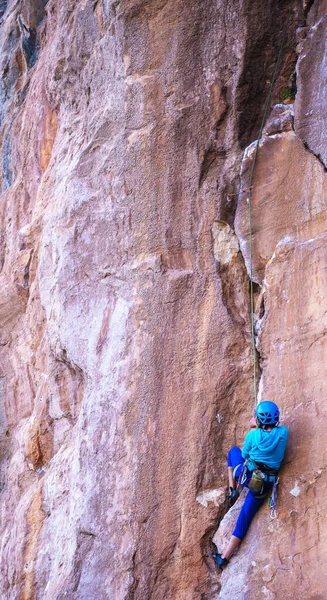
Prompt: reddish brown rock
<box><xmin>216</xmin><ymin>240</ymin><xmax>327</xmax><ymax>599</ymax></box>
<box><xmin>1</xmin><ymin>0</ymin><xmax>324</xmax><ymax>599</ymax></box>
<box><xmin>295</xmin><ymin>13</ymin><xmax>327</xmax><ymax>167</ymax></box>
<box><xmin>218</xmin><ymin>5</ymin><xmax>327</xmax><ymax>599</ymax></box>
<box><xmin>235</xmin><ymin>130</ymin><xmax>327</xmax><ymax>284</ymax></box>
<box><xmin>262</xmin><ymin>104</ymin><xmax>294</xmax><ymax>137</ymax></box>
<box><xmin>240</xmin><ymin>233</ymin><xmax>327</xmax><ymax>600</ymax></box>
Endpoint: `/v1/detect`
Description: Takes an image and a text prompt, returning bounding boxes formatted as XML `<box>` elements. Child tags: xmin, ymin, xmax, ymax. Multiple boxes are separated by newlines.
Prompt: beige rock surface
<box><xmin>0</xmin><ymin>0</ymin><xmax>326</xmax><ymax>599</ymax></box>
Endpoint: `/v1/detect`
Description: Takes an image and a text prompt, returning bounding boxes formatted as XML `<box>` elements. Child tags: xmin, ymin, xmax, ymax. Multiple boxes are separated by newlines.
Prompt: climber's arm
<box><xmin>278</xmin><ymin>426</ymin><xmax>289</xmax><ymax>462</ymax></box>
<box><xmin>241</xmin><ymin>430</ymin><xmax>253</xmax><ymax>460</ymax></box>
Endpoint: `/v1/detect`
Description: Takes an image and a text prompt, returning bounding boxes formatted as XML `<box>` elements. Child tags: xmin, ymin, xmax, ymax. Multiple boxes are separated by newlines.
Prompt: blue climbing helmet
<box><xmin>256</xmin><ymin>400</ymin><xmax>280</xmax><ymax>426</ymax></box>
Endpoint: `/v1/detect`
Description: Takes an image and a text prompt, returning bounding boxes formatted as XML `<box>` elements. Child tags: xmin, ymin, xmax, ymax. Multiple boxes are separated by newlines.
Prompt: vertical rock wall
<box><xmin>0</xmin><ymin>0</ymin><xmax>325</xmax><ymax>599</ymax></box>
<box><xmin>223</xmin><ymin>3</ymin><xmax>327</xmax><ymax>599</ymax></box>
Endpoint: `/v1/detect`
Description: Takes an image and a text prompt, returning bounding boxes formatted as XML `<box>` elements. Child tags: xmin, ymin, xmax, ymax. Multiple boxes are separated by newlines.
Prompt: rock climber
<box><xmin>212</xmin><ymin>400</ymin><xmax>288</xmax><ymax>568</ymax></box>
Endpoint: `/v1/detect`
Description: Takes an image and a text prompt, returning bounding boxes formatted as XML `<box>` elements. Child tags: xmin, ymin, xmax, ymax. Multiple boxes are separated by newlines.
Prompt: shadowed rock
<box><xmin>0</xmin><ymin>1</ymin><xmax>7</xmax><ymax>20</ymax></box>
<box><xmin>17</xmin><ymin>14</ymin><xmax>38</xmax><ymax>69</ymax></box>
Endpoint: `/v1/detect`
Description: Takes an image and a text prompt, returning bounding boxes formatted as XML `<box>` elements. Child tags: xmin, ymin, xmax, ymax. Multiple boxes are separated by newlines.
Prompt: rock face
<box><xmin>295</xmin><ymin>12</ymin><xmax>327</xmax><ymax>167</ymax></box>
<box><xmin>0</xmin><ymin>0</ymin><xmax>326</xmax><ymax>599</ymax></box>
<box><xmin>228</xmin><ymin>3</ymin><xmax>327</xmax><ymax>599</ymax></box>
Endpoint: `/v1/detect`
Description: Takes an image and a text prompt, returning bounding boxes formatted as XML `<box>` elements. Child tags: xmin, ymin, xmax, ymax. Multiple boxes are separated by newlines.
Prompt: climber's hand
<box><xmin>228</xmin><ymin>487</ymin><xmax>239</xmax><ymax>507</ymax></box>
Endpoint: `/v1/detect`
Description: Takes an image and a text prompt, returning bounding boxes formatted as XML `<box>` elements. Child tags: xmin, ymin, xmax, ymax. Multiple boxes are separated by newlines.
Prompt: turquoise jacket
<box><xmin>242</xmin><ymin>425</ymin><xmax>289</xmax><ymax>470</ymax></box>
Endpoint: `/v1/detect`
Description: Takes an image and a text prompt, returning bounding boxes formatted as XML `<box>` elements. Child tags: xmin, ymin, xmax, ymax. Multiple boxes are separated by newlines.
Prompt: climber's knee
<box><xmin>227</xmin><ymin>446</ymin><xmax>243</xmax><ymax>468</ymax></box>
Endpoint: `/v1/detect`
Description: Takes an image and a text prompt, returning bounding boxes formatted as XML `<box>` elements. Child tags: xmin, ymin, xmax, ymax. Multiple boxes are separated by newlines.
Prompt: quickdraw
<box><xmin>268</xmin><ymin>477</ymin><xmax>279</xmax><ymax>519</ymax></box>
<box><xmin>237</xmin><ymin>460</ymin><xmax>248</xmax><ymax>487</ymax></box>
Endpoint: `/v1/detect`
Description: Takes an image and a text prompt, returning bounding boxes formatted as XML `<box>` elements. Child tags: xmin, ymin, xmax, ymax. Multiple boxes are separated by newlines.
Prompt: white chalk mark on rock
<box><xmin>290</xmin><ymin>483</ymin><xmax>301</xmax><ymax>497</ymax></box>
<box><xmin>196</xmin><ymin>488</ymin><xmax>225</xmax><ymax>508</ymax></box>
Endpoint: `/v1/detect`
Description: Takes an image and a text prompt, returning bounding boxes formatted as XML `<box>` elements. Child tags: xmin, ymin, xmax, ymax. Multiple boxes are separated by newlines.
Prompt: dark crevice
<box><xmin>236</xmin><ymin>1</ymin><xmax>301</xmax><ymax>150</ymax></box>
<box><xmin>257</xmin><ymin>291</ymin><xmax>265</xmax><ymax>321</ymax></box>
<box><xmin>249</xmin><ymin>281</ymin><xmax>263</xmax><ymax>372</ymax></box>
<box><xmin>281</xmin><ymin>71</ymin><xmax>297</xmax><ymax>102</ymax></box>
<box><xmin>126</xmin><ymin>551</ymin><xmax>139</xmax><ymax>599</ymax></box>
<box><xmin>199</xmin><ymin>521</ymin><xmax>224</xmax><ymax>597</ymax></box>
<box><xmin>292</xmin><ymin>2</ymin><xmax>327</xmax><ymax>172</ymax></box>
<box><xmin>218</xmin><ymin>182</ymin><xmax>241</xmax><ymax>227</ymax></box>
<box><xmin>252</xmin><ymin>281</ymin><xmax>263</xmax><ymax>320</ymax></box>
<box><xmin>199</xmin><ymin>149</ymin><xmax>227</xmax><ymax>187</ymax></box>
<box><xmin>78</xmin><ymin>530</ymin><xmax>96</xmax><ymax>537</ymax></box>
<box><xmin>303</xmin><ymin>0</ymin><xmax>315</xmax><ymax>17</ymax></box>
<box><xmin>198</xmin><ymin>87</ymin><xmax>228</xmax><ymax>187</ymax></box>
<box><xmin>302</xmin><ymin>139</ymin><xmax>327</xmax><ymax>172</ymax></box>
<box><xmin>0</xmin><ymin>0</ymin><xmax>7</xmax><ymax>20</ymax></box>
<box><xmin>0</xmin><ymin>3</ymin><xmax>48</xmax><ymax>124</ymax></box>
<box><xmin>2</xmin><ymin>129</ymin><xmax>12</xmax><ymax>192</ymax></box>
<box><xmin>17</xmin><ymin>14</ymin><xmax>39</xmax><ymax>69</ymax></box>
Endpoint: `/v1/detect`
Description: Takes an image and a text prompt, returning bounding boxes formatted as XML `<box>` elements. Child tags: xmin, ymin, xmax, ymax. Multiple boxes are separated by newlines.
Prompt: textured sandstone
<box><xmin>0</xmin><ymin>0</ymin><xmax>326</xmax><ymax>599</ymax></box>
<box><xmin>212</xmin><ymin>491</ymin><xmax>254</xmax><ymax>600</ymax></box>
<box><xmin>295</xmin><ymin>9</ymin><xmax>327</xmax><ymax>167</ymax></box>
<box><xmin>217</xmin><ymin>4</ymin><xmax>327</xmax><ymax>599</ymax></box>
<box><xmin>235</xmin><ymin>130</ymin><xmax>327</xmax><ymax>283</ymax></box>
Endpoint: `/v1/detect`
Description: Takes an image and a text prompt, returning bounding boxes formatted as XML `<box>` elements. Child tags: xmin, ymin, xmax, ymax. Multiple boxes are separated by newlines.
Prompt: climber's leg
<box><xmin>222</xmin><ymin>535</ymin><xmax>241</xmax><ymax>560</ymax></box>
<box><xmin>215</xmin><ymin>491</ymin><xmax>266</xmax><ymax>566</ymax></box>
<box><xmin>213</xmin><ymin>535</ymin><xmax>241</xmax><ymax>567</ymax></box>
<box><xmin>227</xmin><ymin>446</ymin><xmax>244</xmax><ymax>504</ymax></box>
<box><xmin>232</xmin><ymin>489</ymin><xmax>267</xmax><ymax>540</ymax></box>
<box><xmin>227</xmin><ymin>446</ymin><xmax>244</xmax><ymax>484</ymax></box>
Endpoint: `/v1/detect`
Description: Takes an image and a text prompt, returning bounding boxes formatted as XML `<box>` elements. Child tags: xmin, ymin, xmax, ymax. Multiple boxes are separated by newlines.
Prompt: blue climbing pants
<box><xmin>228</xmin><ymin>446</ymin><xmax>273</xmax><ymax>540</ymax></box>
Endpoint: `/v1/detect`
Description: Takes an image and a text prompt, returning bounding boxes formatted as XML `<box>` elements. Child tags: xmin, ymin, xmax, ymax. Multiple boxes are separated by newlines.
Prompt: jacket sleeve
<box><xmin>279</xmin><ymin>427</ymin><xmax>289</xmax><ymax>460</ymax></box>
<box><xmin>242</xmin><ymin>431</ymin><xmax>253</xmax><ymax>459</ymax></box>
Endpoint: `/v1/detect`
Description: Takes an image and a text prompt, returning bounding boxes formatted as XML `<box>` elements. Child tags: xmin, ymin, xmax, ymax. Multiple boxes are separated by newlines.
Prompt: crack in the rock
<box><xmin>126</xmin><ymin>550</ymin><xmax>139</xmax><ymax>600</ymax></box>
<box><xmin>303</xmin><ymin>0</ymin><xmax>315</xmax><ymax>18</ymax></box>
<box><xmin>201</xmin><ymin>519</ymin><xmax>225</xmax><ymax>589</ymax></box>
<box><xmin>300</xmin><ymin>139</ymin><xmax>327</xmax><ymax>172</ymax></box>
<box><xmin>294</xmin><ymin>1</ymin><xmax>327</xmax><ymax>173</ymax></box>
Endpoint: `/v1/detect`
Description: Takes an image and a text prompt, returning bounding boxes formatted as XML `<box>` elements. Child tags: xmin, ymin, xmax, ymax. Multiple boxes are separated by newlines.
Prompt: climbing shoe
<box><xmin>228</xmin><ymin>487</ymin><xmax>239</xmax><ymax>507</ymax></box>
<box><xmin>212</xmin><ymin>552</ymin><xmax>229</xmax><ymax>568</ymax></box>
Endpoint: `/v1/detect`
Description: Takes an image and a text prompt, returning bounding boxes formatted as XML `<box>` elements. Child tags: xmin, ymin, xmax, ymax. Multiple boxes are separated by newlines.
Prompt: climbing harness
<box><xmin>237</xmin><ymin>459</ymin><xmax>279</xmax><ymax>495</ymax></box>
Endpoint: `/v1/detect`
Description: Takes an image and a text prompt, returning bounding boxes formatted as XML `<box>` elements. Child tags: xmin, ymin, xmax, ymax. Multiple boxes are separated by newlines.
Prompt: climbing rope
<box><xmin>246</xmin><ymin>14</ymin><xmax>291</xmax><ymax>405</ymax></box>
